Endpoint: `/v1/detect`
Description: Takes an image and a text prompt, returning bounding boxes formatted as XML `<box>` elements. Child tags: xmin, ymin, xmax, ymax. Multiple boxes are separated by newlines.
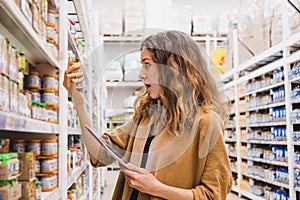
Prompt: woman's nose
<box><xmin>138</xmin><ymin>69</ymin><xmax>146</xmax><ymax>80</ymax></box>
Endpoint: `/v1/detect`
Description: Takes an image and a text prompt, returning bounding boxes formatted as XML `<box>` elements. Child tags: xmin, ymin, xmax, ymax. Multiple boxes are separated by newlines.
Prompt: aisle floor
<box><xmin>100</xmin><ymin>169</ymin><xmax>246</xmax><ymax>200</ymax></box>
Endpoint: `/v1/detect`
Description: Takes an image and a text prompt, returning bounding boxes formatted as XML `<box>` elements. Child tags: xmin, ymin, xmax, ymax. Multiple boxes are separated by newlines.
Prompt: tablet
<box><xmin>85</xmin><ymin>124</ymin><xmax>132</xmax><ymax>170</ymax></box>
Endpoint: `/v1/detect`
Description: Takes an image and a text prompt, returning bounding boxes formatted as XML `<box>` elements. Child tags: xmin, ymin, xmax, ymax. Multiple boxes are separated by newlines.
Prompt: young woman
<box><xmin>64</xmin><ymin>30</ymin><xmax>232</xmax><ymax>200</ymax></box>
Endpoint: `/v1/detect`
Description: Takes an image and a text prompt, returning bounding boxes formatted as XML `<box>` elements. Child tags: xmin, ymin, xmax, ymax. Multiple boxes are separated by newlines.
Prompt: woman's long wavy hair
<box><xmin>133</xmin><ymin>30</ymin><xmax>228</xmax><ymax>135</ymax></box>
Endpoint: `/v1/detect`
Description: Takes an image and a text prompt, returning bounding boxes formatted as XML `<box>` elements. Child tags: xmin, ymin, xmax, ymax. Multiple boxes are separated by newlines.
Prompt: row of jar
<box><xmin>10</xmin><ymin>139</ymin><xmax>58</xmax><ymax>157</ymax></box>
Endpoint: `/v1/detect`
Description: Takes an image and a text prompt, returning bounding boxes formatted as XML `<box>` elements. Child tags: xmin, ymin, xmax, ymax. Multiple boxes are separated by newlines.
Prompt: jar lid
<box><xmin>12</xmin><ymin>139</ymin><xmax>26</xmax><ymax>143</ymax></box>
<box><xmin>48</xmin><ymin>9</ymin><xmax>56</xmax><ymax>14</ymax></box>
<box><xmin>31</xmin><ymin>89</ymin><xmax>40</xmax><ymax>93</ymax></box>
<box><xmin>43</xmin><ymin>74</ymin><xmax>58</xmax><ymax>79</ymax></box>
<box><xmin>29</xmin><ymin>140</ymin><xmax>41</xmax><ymax>143</ymax></box>
<box><xmin>44</xmin><ymin>139</ymin><xmax>57</xmax><ymax>143</ymax></box>
<box><xmin>29</xmin><ymin>71</ymin><xmax>40</xmax><ymax>76</ymax></box>
<box><xmin>44</xmin><ymin>89</ymin><xmax>55</xmax><ymax>93</ymax></box>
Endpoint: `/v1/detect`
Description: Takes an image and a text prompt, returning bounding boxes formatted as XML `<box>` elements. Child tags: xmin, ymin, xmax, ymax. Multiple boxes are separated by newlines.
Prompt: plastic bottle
<box><xmin>35</xmin><ymin>180</ymin><xmax>42</xmax><ymax>200</ymax></box>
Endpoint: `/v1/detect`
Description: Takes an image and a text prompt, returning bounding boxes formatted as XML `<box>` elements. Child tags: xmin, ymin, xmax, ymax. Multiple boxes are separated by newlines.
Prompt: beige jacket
<box><xmin>91</xmin><ymin>108</ymin><xmax>232</xmax><ymax>200</ymax></box>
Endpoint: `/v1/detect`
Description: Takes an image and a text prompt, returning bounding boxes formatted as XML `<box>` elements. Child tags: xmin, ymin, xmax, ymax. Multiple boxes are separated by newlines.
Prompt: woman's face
<box><xmin>139</xmin><ymin>48</ymin><xmax>160</xmax><ymax>99</ymax></box>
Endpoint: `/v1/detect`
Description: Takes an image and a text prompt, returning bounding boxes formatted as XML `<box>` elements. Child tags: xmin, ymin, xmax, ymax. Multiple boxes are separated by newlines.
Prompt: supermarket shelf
<box><xmin>231</xmin><ymin>168</ymin><xmax>238</xmax><ymax>173</ymax></box>
<box><xmin>79</xmin><ymin>192</ymin><xmax>89</xmax><ymax>200</ymax></box>
<box><xmin>68</xmin><ymin>127</ymin><xmax>82</xmax><ymax>135</ymax></box>
<box><xmin>68</xmin><ymin>30</ymin><xmax>85</xmax><ymax>63</ymax></box>
<box><xmin>231</xmin><ymin>185</ymin><xmax>239</xmax><ymax>193</ymax></box>
<box><xmin>286</xmin><ymin>47</ymin><xmax>300</xmax><ymax>64</ymax></box>
<box><xmin>239</xmin><ymin>189</ymin><xmax>265</xmax><ymax>200</ymax></box>
<box><xmin>295</xmin><ymin>164</ymin><xmax>300</xmax><ymax>169</ymax></box>
<box><xmin>106</xmin><ymin>81</ymin><xmax>144</xmax><ymax>88</ymax></box>
<box><xmin>239</xmin><ymin>81</ymin><xmax>285</xmax><ymax>98</ymax></box>
<box><xmin>238</xmin><ymin>58</ymin><xmax>284</xmax><ymax>84</ymax></box>
<box><xmin>242</xmin><ymin>172</ymin><xmax>289</xmax><ymax>189</ymax></box>
<box><xmin>72</xmin><ymin>0</ymin><xmax>89</xmax><ymax>39</ymax></box>
<box><xmin>242</xmin><ymin>156</ymin><xmax>288</xmax><ymax>167</ymax></box>
<box><xmin>241</xmin><ymin>140</ymin><xmax>287</xmax><ymax>145</ymax></box>
<box><xmin>221</xmin><ymin>68</ymin><xmax>235</xmax><ymax>83</ymax></box>
<box><xmin>225</xmin><ymin>138</ymin><xmax>236</xmax><ymax>143</ymax></box>
<box><xmin>238</xmin><ymin>42</ymin><xmax>283</xmax><ymax>73</ymax></box>
<box><xmin>41</xmin><ymin>188</ymin><xmax>61</xmax><ymax>200</ymax></box>
<box><xmin>68</xmin><ymin>161</ymin><xmax>88</xmax><ymax>189</ymax></box>
<box><xmin>295</xmin><ymin>187</ymin><xmax>300</xmax><ymax>192</ymax></box>
<box><xmin>241</xmin><ymin>101</ymin><xmax>285</xmax><ymax>112</ymax></box>
<box><xmin>0</xmin><ymin>110</ymin><xmax>59</xmax><ymax>133</ymax></box>
<box><xmin>290</xmin><ymin>75</ymin><xmax>300</xmax><ymax>83</ymax></box>
<box><xmin>228</xmin><ymin>153</ymin><xmax>237</xmax><ymax>158</ymax></box>
<box><xmin>223</xmin><ymin>81</ymin><xmax>235</xmax><ymax>90</ymax></box>
<box><xmin>0</xmin><ymin>0</ymin><xmax>59</xmax><ymax>68</ymax></box>
<box><xmin>294</xmin><ymin>141</ymin><xmax>300</xmax><ymax>145</ymax></box>
<box><xmin>240</xmin><ymin>121</ymin><xmax>286</xmax><ymax>127</ymax></box>
<box><xmin>292</xmin><ymin>120</ymin><xmax>300</xmax><ymax>124</ymax></box>
<box><xmin>291</xmin><ymin>97</ymin><xmax>300</xmax><ymax>104</ymax></box>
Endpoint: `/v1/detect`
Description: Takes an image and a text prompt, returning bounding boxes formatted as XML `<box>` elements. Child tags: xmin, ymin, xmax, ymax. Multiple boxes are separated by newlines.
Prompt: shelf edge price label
<box><xmin>6</xmin><ymin>115</ymin><xmax>15</xmax><ymax>129</ymax></box>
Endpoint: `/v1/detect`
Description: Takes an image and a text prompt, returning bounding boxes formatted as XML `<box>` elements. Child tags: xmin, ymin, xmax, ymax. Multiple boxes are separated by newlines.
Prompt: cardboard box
<box><xmin>0</xmin><ymin>153</ymin><xmax>19</xmax><ymax>180</ymax></box>
<box><xmin>18</xmin><ymin>152</ymin><xmax>35</xmax><ymax>181</ymax></box>
<box><xmin>20</xmin><ymin>181</ymin><xmax>36</xmax><ymax>200</ymax></box>
<box><xmin>0</xmin><ymin>182</ymin><xmax>22</xmax><ymax>200</ymax></box>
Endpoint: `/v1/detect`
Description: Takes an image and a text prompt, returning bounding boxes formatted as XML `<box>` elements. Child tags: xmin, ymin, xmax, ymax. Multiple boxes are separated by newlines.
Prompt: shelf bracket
<box><xmin>287</xmin><ymin>0</ymin><xmax>300</xmax><ymax>14</ymax></box>
<box><xmin>237</xmin><ymin>37</ymin><xmax>255</xmax><ymax>56</ymax></box>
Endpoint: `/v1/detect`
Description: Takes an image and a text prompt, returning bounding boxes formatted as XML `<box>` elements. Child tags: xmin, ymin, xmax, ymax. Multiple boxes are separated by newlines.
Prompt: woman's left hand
<box><xmin>121</xmin><ymin>164</ymin><xmax>163</xmax><ymax>196</ymax></box>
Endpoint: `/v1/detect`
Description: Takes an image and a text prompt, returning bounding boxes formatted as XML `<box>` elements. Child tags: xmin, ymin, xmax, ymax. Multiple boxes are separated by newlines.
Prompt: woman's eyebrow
<box><xmin>141</xmin><ymin>58</ymin><xmax>150</xmax><ymax>63</ymax></box>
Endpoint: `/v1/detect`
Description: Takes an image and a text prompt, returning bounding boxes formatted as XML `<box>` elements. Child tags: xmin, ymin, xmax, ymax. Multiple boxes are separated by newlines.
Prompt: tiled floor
<box><xmin>101</xmin><ymin>169</ymin><xmax>246</xmax><ymax>200</ymax></box>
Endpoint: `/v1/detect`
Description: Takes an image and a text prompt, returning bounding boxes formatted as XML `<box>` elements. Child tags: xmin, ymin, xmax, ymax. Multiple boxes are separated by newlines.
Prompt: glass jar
<box><xmin>42</xmin><ymin>74</ymin><xmax>58</xmax><ymax>90</ymax></box>
<box><xmin>47</xmin><ymin>10</ymin><xmax>56</xmax><ymax>27</ymax></box>
<box><xmin>26</xmin><ymin>140</ymin><xmax>41</xmax><ymax>156</ymax></box>
<box><xmin>42</xmin><ymin>139</ymin><xmax>57</xmax><ymax>156</ymax></box>
<box><xmin>11</xmin><ymin>140</ymin><xmax>26</xmax><ymax>152</ymax></box>
<box><xmin>25</xmin><ymin>72</ymin><xmax>41</xmax><ymax>89</ymax></box>
<box><xmin>42</xmin><ymin>89</ymin><xmax>55</xmax><ymax>105</ymax></box>
<box><xmin>31</xmin><ymin>89</ymin><xmax>41</xmax><ymax>102</ymax></box>
<box><xmin>41</xmin><ymin>157</ymin><xmax>57</xmax><ymax>173</ymax></box>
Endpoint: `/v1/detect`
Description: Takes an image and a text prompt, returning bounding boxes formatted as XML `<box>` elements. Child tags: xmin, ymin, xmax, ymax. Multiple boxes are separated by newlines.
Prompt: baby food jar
<box><xmin>42</xmin><ymin>89</ymin><xmax>56</xmax><ymax>105</ymax></box>
<box><xmin>31</xmin><ymin>89</ymin><xmax>41</xmax><ymax>102</ymax></box>
<box><xmin>42</xmin><ymin>74</ymin><xmax>58</xmax><ymax>90</ymax></box>
<box><xmin>26</xmin><ymin>140</ymin><xmax>41</xmax><ymax>156</ymax></box>
<box><xmin>25</xmin><ymin>72</ymin><xmax>41</xmax><ymax>89</ymax></box>
<box><xmin>42</xmin><ymin>139</ymin><xmax>57</xmax><ymax>156</ymax></box>
<box><xmin>41</xmin><ymin>157</ymin><xmax>57</xmax><ymax>173</ymax></box>
<box><xmin>10</xmin><ymin>140</ymin><xmax>26</xmax><ymax>152</ymax></box>
<box><xmin>41</xmin><ymin>174</ymin><xmax>57</xmax><ymax>192</ymax></box>
<box><xmin>47</xmin><ymin>10</ymin><xmax>56</xmax><ymax>27</ymax></box>
<box><xmin>35</xmin><ymin>159</ymin><xmax>41</xmax><ymax>174</ymax></box>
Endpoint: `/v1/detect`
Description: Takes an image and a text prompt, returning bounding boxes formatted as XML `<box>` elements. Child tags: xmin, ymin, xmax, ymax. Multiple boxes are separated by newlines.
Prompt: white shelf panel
<box><xmin>294</xmin><ymin>141</ymin><xmax>300</xmax><ymax>145</ymax></box>
<box><xmin>241</xmin><ymin>140</ymin><xmax>287</xmax><ymax>145</ymax></box>
<box><xmin>238</xmin><ymin>59</ymin><xmax>284</xmax><ymax>85</ymax></box>
<box><xmin>239</xmin><ymin>81</ymin><xmax>285</xmax><ymax>98</ymax></box>
<box><xmin>287</xmin><ymin>49</ymin><xmax>300</xmax><ymax>64</ymax></box>
<box><xmin>68</xmin><ymin>128</ymin><xmax>82</xmax><ymax>135</ymax></box>
<box><xmin>231</xmin><ymin>168</ymin><xmax>238</xmax><ymax>173</ymax></box>
<box><xmin>0</xmin><ymin>110</ymin><xmax>59</xmax><ymax>133</ymax></box>
<box><xmin>238</xmin><ymin>42</ymin><xmax>283</xmax><ymax>73</ymax></box>
<box><xmin>242</xmin><ymin>156</ymin><xmax>288</xmax><ymax>167</ymax></box>
<box><xmin>239</xmin><ymin>189</ymin><xmax>265</xmax><ymax>200</ymax></box>
<box><xmin>225</xmin><ymin>138</ymin><xmax>236</xmax><ymax>143</ymax></box>
<box><xmin>241</xmin><ymin>101</ymin><xmax>285</xmax><ymax>112</ymax></box>
<box><xmin>295</xmin><ymin>187</ymin><xmax>300</xmax><ymax>192</ymax></box>
<box><xmin>221</xmin><ymin>68</ymin><xmax>235</xmax><ymax>82</ymax></box>
<box><xmin>0</xmin><ymin>0</ymin><xmax>59</xmax><ymax>68</ymax></box>
<box><xmin>231</xmin><ymin>185</ymin><xmax>239</xmax><ymax>193</ymax></box>
<box><xmin>192</xmin><ymin>36</ymin><xmax>227</xmax><ymax>42</ymax></box>
<box><xmin>68</xmin><ymin>162</ymin><xmax>88</xmax><ymax>189</ymax></box>
<box><xmin>41</xmin><ymin>188</ymin><xmax>61</xmax><ymax>200</ymax></box>
<box><xmin>72</xmin><ymin>0</ymin><xmax>89</xmax><ymax>39</ymax></box>
<box><xmin>223</xmin><ymin>81</ymin><xmax>235</xmax><ymax>90</ymax></box>
<box><xmin>242</xmin><ymin>173</ymin><xmax>289</xmax><ymax>189</ymax></box>
<box><xmin>290</xmin><ymin>76</ymin><xmax>300</xmax><ymax>83</ymax></box>
<box><xmin>228</xmin><ymin>153</ymin><xmax>237</xmax><ymax>158</ymax></box>
<box><xmin>106</xmin><ymin>81</ymin><xmax>144</xmax><ymax>88</ymax></box>
<box><xmin>240</xmin><ymin>121</ymin><xmax>286</xmax><ymax>127</ymax></box>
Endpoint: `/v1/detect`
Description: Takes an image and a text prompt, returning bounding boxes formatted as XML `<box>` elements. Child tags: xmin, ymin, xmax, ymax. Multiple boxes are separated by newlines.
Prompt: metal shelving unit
<box><xmin>222</xmin><ymin>1</ymin><xmax>300</xmax><ymax>199</ymax></box>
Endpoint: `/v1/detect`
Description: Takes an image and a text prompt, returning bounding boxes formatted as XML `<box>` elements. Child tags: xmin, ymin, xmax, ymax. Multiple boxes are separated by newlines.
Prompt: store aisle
<box><xmin>101</xmin><ymin>169</ymin><xmax>245</xmax><ymax>200</ymax></box>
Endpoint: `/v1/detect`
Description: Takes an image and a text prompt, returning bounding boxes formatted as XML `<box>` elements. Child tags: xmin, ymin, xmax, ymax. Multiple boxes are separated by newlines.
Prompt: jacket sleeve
<box><xmin>89</xmin><ymin>120</ymin><xmax>132</xmax><ymax>167</ymax></box>
<box><xmin>191</xmin><ymin>112</ymin><xmax>232</xmax><ymax>200</ymax></box>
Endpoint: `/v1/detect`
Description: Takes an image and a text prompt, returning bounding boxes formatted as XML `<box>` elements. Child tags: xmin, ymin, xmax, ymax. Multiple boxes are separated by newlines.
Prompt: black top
<box><xmin>130</xmin><ymin>127</ymin><xmax>155</xmax><ymax>200</ymax></box>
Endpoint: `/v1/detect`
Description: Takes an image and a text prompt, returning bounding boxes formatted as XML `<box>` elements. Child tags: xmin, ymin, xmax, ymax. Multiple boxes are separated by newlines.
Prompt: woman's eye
<box><xmin>144</xmin><ymin>63</ymin><xmax>151</xmax><ymax>69</ymax></box>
